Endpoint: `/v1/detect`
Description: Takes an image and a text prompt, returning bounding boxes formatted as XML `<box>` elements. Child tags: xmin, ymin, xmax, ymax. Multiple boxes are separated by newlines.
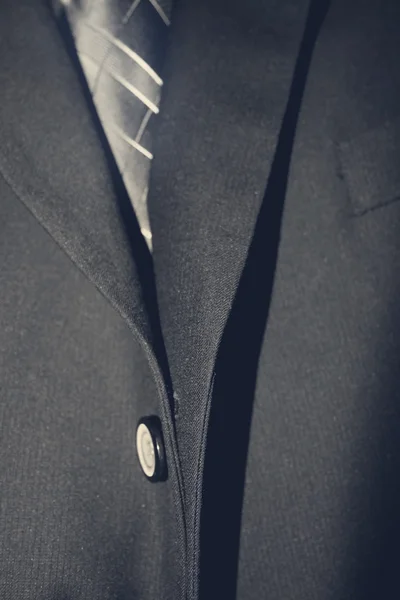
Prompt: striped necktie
<box><xmin>55</xmin><ymin>0</ymin><xmax>173</xmax><ymax>249</ymax></box>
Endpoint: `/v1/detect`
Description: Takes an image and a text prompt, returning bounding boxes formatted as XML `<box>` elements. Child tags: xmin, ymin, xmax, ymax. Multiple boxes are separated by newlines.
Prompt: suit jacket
<box><xmin>1</xmin><ymin>1</ymin><xmax>400</xmax><ymax>599</ymax></box>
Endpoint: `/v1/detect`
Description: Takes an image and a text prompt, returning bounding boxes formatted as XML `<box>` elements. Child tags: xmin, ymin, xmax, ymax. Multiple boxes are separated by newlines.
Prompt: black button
<box><xmin>136</xmin><ymin>416</ymin><xmax>167</xmax><ymax>482</ymax></box>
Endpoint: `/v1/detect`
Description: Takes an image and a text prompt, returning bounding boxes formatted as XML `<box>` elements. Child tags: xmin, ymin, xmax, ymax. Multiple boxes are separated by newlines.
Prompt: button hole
<box><xmin>173</xmin><ymin>391</ymin><xmax>180</xmax><ymax>419</ymax></box>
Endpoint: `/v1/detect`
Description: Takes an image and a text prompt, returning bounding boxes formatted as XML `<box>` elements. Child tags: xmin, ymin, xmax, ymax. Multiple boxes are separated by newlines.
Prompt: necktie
<box><xmin>55</xmin><ymin>0</ymin><xmax>173</xmax><ymax>249</ymax></box>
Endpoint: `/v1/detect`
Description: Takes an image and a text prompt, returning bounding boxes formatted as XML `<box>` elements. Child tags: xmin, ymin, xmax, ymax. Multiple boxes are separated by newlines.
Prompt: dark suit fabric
<box><xmin>1</xmin><ymin>1</ymin><xmax>400</xmax><ymax>599</ymax></box>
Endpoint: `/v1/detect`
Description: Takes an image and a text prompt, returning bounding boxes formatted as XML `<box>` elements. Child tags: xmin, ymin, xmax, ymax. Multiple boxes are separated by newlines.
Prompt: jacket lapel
<box><xmin>147</xmin><ymin>0</ymin><xmax>312</xmax><ymax>487</ymax></box>
<box><xmin>0</xmin><ymin>0</ymin><xmax>159</xmax><ymax>352</ymax></box>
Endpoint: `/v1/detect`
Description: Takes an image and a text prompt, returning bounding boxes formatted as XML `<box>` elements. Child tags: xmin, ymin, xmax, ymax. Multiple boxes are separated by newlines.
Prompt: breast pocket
<box><xmin>338</xmin><ymin>116</ymin><xmax>400</xmax><ymax>216</ymax></box>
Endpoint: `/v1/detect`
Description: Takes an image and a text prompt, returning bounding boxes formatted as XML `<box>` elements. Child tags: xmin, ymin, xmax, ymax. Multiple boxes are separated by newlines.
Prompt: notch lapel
<box><xmin>0</xmin><ymin>0</ymin><xmax>159</xmax><ymax>353</ymax></box>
